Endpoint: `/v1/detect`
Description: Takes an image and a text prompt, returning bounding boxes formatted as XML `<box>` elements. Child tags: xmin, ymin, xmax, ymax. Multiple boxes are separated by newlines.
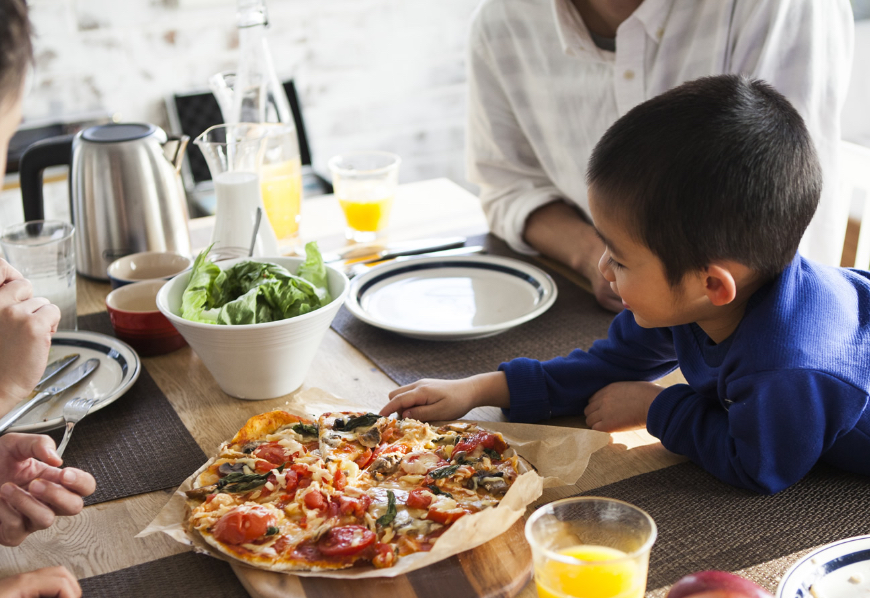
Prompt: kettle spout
<box><xmin>162</xmin><ymin>135</ymin><xmax>189</xmax><ymax>173</ymax></box>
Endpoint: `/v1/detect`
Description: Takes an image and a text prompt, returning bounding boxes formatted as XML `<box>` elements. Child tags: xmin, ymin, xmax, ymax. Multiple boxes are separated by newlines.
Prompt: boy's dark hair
<box><xmin>586</xmin><ymin>74</ymin><xmax>822</xmax><ymax>286</ymax></box>
<box><xmin>0</xmin><ymin>0</ymin><xmax>34</xmax><ymax>104</ymax></box>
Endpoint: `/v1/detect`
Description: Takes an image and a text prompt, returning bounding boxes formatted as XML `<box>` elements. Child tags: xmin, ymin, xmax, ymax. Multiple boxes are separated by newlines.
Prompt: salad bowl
<box><xmin>156</xmin><ymin>255</ymin><xmax>349</xmax><ymax>399</ymax></box>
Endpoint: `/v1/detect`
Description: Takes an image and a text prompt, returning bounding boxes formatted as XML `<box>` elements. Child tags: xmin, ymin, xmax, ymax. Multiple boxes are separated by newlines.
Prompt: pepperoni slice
<box><xmin>317</xmin><ymin>525</ymin><xmax>376</xmax><ymax>556</ymax></box>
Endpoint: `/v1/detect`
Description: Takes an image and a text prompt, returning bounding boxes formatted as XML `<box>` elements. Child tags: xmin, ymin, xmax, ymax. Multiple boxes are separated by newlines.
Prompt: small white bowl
<box><xmin>107</xmin><ymin>252</ymin><xmax>192</xmax><ymax>289</ymax></box>
<box><xmin>156</xmin><ymin>256</ymin><xmax>349</xmax><ymax>399</ymax></box>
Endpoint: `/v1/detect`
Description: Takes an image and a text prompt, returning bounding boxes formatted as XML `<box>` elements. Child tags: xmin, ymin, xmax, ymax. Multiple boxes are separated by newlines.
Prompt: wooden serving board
<box><xmin>234</xmin><ymin>518</ymin><xmax>533</xmax><ymax>598</ymax></box>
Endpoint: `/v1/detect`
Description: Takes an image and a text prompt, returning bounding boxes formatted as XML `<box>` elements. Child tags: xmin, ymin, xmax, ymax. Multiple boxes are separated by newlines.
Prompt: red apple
<box><xmin>666</xmin><ymin>571</ymin><xmax>773</xmax><ymax>598</ymax></box>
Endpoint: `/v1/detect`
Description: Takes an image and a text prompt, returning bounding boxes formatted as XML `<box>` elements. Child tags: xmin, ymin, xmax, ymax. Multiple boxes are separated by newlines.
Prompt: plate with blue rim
<box><xmin>7</xmin><ymin>330</ymin><xmax>141</xmax><ymax>433</ymax></box>
<box><xmin>344</xmin><ymin>255</ymin><xmax>558</xmax><ymax>341</ymax></box>
<box><xmin>777</xmin><ymin>535</ymin><xmax>870</xmax><ymax>598</ymax></box>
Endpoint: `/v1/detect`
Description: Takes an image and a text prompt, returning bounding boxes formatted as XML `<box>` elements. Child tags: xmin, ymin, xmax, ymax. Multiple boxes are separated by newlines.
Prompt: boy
<box><xmin>381</xmin><ymin>75</ymin><xmax>870</xmax><ymax>495</ymax></box>
<box><xmin>0</xmin><ymin>1</ymin><xmax>92</xmax><ymax>595</ymax></box>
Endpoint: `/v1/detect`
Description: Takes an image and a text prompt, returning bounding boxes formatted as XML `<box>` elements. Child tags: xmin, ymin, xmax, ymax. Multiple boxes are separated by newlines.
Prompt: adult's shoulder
<box><xmin>729</xmin><ymin>0</ymin><xmax>852</xmax><ymax>31</ymax></box>
<box><xmin>471</xmin><ymin>0</ymin><xmax>554</xmax><ymax>39</ymax></box>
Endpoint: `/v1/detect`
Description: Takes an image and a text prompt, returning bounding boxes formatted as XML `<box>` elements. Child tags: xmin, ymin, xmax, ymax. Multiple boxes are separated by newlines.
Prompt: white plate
<box><xmin>777</xmin><ymin>535</ymin><xmax>870</xmax><ymax>598</ymax></box>
<box><xmin>344</xmin><ymin>255</ymin><xmax>558</xmax><ymax>340</ymax></box>
<box><xmin>8</xmin><ymin>330</ymin><xmax>141</xmax><ymax>433</ymax></box>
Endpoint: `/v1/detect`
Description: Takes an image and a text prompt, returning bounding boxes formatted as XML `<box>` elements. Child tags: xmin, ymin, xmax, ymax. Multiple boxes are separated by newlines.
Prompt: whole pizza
<box><xmin>185</xmin><ymin>410</ymin><xmax>522</xmax><ymax>571</ymax></box>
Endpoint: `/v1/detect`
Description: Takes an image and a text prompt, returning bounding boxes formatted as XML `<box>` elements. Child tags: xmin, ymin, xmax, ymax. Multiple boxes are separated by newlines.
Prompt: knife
<box><xmin>33</xmin><ymin>354</ymin><xmax>80</xmax><ymax>393</ymax></box>
<box><xmin>346</xmin><ymin>245</ymin><xmax>487</xmax><ymax>278</ymax></box>
<box><xmin>323</xmin><ymin>237</ymin><xmax>468</xmax><ymax>264</ymax></box>
<box><xmin>0</xmin><ymin>358</ymin><xmax>100</xmax><ymax>434</ymax></box>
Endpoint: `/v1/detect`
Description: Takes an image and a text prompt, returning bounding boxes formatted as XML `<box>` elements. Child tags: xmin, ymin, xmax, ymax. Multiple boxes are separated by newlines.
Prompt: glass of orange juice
<box><xmin>259</xmin><ymin>124</ymin><xmax>303</xmax><ymax>252</ymax></box>
<box><xmin>525</xmin><ymin>497</ymin><xmax>657</xmax><ymax>598</ymax></box>
<box><xmin>328</xmin><ymin>151</ymin><xmax>401</xmax><ymax>243</ymax></box>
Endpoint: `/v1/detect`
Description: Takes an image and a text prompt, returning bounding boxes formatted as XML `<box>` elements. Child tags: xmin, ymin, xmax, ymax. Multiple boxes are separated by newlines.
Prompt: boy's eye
<box><xmin>607</xmin><ymin>256</ymin><xmax>624</xmax><ymax>270</ymax></box>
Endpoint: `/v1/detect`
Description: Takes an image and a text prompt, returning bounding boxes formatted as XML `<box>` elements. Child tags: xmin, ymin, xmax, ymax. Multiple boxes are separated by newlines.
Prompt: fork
<box><xmin>56</xmin><ymin>396</ymin><xmax>99</xmax><ymax>457</ymax></box>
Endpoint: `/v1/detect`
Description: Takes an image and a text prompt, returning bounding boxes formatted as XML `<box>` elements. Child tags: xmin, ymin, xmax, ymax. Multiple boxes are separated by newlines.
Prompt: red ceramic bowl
<box><xmin>106</xmin><ymin>280</ymin><xmax>187</xmax><ymax>356</ymax></box>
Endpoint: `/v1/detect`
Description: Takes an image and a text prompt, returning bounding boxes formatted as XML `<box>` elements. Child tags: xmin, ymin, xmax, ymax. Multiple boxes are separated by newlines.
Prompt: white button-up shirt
<box><xmin>467</xmin><ymin>0</ymin><xmax>854</xmax><ymax>266</ymax></box>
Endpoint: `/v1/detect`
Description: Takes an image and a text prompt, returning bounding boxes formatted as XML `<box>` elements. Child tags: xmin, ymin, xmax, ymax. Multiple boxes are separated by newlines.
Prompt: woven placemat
<box><xmin>80</xmin><ymin>552</ymin><xmax>250</xmax><ymax>598</ymax></box>
<box><xmin>330</xmin><ymin>234</ymin><xmax>615</xmax><ymax>384</ymax></box>
<box><xmin>45</xmin><ymin>313</ymin><xmax>207</xmax><ymax>505</ymax></box>
<box><xmin>579</xmin><ymin>462</ymin><xmax>870</xmax><ymax>595</ymax></box>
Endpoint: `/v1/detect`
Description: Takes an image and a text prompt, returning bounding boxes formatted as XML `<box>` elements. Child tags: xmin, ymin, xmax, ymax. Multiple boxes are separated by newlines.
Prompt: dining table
<box><xmin>1</xmin><ymin>177</ymin><xmax>867</xmax><ymax>598</ymax></box>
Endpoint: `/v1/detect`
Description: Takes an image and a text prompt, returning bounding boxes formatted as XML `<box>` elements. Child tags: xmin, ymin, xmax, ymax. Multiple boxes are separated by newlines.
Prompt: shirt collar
<box><xmin>551</xmin><ymin>0</ymin><xmax>675</xmax><ymax>56</ymax></box>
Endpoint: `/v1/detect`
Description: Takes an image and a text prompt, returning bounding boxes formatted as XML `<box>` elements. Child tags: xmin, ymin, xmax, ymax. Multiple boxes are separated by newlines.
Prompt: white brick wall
<box><xmin>23</xmin><ymin>0</ymin><xmax>481</xmax><ymax>188</ymax></box>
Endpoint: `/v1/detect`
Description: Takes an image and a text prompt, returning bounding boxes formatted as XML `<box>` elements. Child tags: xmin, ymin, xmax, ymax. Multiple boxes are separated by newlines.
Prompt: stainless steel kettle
<box><xmin>19</xmin><ymin>123</ymin><xmax>192</xmax><ymax>280</ymax></box>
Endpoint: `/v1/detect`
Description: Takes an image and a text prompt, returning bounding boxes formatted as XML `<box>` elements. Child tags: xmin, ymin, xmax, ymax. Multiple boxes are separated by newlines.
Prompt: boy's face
<box><xmin>0</xmin><ymin>83</ymin><xmax>24</xmax><ymax>176</ymax></box>
<box><xmin>588</xmin><ymin>187</ymin><xmax>707</xmax><ymax>329</ymax></box>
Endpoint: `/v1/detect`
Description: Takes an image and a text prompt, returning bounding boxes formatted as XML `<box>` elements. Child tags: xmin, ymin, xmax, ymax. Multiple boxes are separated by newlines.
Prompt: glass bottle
<box><xmin>212</xmin><ymin>0</ymin><xmax>293</xmax><ymax>125</ymax></box>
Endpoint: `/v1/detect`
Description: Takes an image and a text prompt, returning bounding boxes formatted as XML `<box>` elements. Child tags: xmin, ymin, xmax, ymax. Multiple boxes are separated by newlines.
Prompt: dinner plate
<box><xmin>7</xmin><ymin>330</ymin><xmax>141</xmax><ymax>433</ymax></box>
<box><xmin>344</xmin><ymin>255</ymin><xmax>558</xmax><ymax>340</ymax></box>
<box><xmin>777</xmin><ymin>535</ymin><xmax>870</xmax><ymax>598</ymax></box>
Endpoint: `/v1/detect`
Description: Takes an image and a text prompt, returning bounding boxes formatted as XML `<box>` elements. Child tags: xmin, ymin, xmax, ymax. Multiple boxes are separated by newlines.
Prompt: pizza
<box><xmin>184</xmin><ymin>410</ymin><xmax>521</xmax><ymax>571</ymax></box>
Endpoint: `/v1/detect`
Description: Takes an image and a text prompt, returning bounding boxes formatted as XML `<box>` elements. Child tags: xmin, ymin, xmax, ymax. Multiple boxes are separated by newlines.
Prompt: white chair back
<box><xmin>840</xmin><ymin>141</ymin><xmax>870</xmax><ymax>269</ymax></box>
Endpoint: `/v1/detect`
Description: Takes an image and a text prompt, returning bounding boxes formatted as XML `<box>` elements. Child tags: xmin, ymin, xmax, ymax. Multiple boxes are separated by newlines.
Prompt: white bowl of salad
<box><xmin>156</xmin><ymin>243</ymin><xmax>349</xmax><ymax>399</ymax></box>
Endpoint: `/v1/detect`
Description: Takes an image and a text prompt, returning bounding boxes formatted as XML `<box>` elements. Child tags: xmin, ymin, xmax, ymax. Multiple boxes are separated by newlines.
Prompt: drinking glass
<box><xmin>328</xmin><ymin>151</ymin><xmax>401</xmax><ymax>243</ymax></box>
<box><xmin>259</xmin><ymin>124</ymin><xmax>303</xmax><ymax>252</ymax></box>
<box><xmin>0</xmin><ymin>220</ymin><xmax>77</xmax><ymax>330</ymax></box>
<box><xmin>525</xmin><ymin>497</ymin><xmax>657</xmax><ymax>598</ymax></box>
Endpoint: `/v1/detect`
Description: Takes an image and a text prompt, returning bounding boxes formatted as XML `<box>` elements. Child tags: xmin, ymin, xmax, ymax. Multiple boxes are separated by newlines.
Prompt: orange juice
<box><xmin>535</xmin><ymin>545</ymin><xmax>643</xmax><ymax>598</ymax></box>
<box><xmin>338</xmin><ymin>196</ymin><xmax>394</xmax><ymax>232</ymax></box>
<box><xmin>260</xmin><ymin>159</ymin><xmax>302</xmax><ymax>240</ymax></box>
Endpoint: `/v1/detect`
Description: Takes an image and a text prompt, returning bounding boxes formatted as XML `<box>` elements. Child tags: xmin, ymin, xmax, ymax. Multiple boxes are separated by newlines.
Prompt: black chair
<box><xmin>166</xmin><ymin>80</ymin><xmax>332</xmax><ymax>217</ymax></box>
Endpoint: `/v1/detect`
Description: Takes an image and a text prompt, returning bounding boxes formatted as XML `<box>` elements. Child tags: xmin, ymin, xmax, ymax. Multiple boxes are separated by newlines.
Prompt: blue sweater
<box><xmin>500</xmin><ymin>255</ymin><xmax>870</xmax><ymax>494</ymax></box>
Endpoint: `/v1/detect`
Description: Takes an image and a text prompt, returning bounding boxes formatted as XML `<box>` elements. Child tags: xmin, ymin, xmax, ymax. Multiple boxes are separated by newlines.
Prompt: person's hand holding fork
<box><xmin>0</xmin><ymin>433</ymin><xmax>95</xmax><ymax>547</ymax></box>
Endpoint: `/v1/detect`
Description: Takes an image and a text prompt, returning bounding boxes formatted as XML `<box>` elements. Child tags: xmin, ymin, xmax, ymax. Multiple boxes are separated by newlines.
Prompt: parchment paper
<box><xmin>138</xmin><ymin>387</ymin><xmax>610</xmax><ymax>579</ymax></box>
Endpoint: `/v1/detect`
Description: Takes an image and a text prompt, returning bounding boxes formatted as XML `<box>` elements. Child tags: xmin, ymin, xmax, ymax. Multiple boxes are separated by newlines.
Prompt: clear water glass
<box><xmin>0</xmin><ymin>220</ymin><xmax>77</xmax><ymax>330</ymax></box>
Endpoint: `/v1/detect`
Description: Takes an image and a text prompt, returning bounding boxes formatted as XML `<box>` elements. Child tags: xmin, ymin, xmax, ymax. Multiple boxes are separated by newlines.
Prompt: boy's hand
<box><xmin>0</xmin><ymin>434</ymin><xmax>96</xmax><ymax>547</ymax></box>
<box><xmin>380</xmin><ymin>372</ymin><xmax>510</xmax><ymax>422</ymax></box>
<box><xmin>0</xmin><ymin>259</ymin><xmax>61</xmax><ymax>410</ymax></box>
<box><xmin>584</xmin><ymin>381</ymin><xmax>662</xmax><ymax>432</ymax></box>
<box><xmin>0</xmin><ymin>566</ymin><xmax>81</xmax><ymax>598</ymax></box>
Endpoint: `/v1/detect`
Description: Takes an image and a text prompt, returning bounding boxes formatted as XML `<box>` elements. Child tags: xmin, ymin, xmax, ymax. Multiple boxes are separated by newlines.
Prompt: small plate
<box><xmin>345</xmin><ymin>255</ymin><xmax>558</xmax><ymax>340</ymax></box>
<box><xmin>777</xmin><ymin>535</ymin><xmax>870</xmax><ymax>598</ymax></box>
<box><xmin>8</xmin><ymin>330</ymin><xmax>141</xmax><ymax>433</ymax></box>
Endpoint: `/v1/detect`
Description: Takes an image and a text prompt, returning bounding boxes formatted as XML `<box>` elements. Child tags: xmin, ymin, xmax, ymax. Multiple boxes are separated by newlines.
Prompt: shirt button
<box><xmin>623</xmin><ymin>70</ymin><xmax>635</xmax><ymax>80</ymax></box>
<box><xmin>657</xmin><ymin>27</ymin><xmax>664</xmax><ymax>39</ymax></box>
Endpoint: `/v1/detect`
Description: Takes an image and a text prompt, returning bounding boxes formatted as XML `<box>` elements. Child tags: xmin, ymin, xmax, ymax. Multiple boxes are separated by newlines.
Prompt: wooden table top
<box><xmin>0</xmin><ymin>178</ymin><xmax>684</xmax><ymax>596</ymax></box>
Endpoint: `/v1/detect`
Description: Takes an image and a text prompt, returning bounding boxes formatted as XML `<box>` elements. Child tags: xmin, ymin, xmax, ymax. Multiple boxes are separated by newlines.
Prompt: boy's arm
<box><xmin>647</xmin><ymin>370</ymin><xmax>868</xmax><ymax>494</ymax></box>
<box><xmin>501</xmin><ymin>311</ymin><xmax>679</xmax><ymax>423</ymax></box>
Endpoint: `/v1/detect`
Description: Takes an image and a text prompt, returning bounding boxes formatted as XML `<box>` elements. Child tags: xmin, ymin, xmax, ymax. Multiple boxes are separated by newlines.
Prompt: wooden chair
<box><xmin>839</xmin><ymin>140</ymin><xmax>870</xmax><ymax>268</ymax></box>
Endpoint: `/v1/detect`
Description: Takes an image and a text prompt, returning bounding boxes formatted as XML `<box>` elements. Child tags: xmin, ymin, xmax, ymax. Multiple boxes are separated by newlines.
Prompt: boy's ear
<box><xmin>702</xmin><ymin>264</ymin><xmax>738</xmax><ymax>306</ymax></box>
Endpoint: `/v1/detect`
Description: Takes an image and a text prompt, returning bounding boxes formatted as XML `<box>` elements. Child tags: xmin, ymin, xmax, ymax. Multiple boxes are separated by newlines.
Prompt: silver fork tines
<box><xmin>56</xmin><ymin>396</ymin><xmax>99</xmax><ymax>457</ymax></box>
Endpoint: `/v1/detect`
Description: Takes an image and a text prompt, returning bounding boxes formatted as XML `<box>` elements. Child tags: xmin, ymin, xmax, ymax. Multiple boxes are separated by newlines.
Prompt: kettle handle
<box><xmin>164</xmin><ymin>135</ymin><xmax>189</xmax><ymax>174</ymax></box>
<box><xmin>19</xmin><ymin>134</ymin><xmax>75</xmax><ymax>222</ymax></box>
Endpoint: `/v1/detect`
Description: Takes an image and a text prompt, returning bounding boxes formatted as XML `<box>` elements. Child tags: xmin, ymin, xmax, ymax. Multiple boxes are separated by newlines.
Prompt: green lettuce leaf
<box><xmin>180</xmin><ymin>242</ymin><xmax>332</xmax><ymax>326</ymax></box>
<box><xmin>181</xmin><ymin>244</ymin><xmax>222</xmax><ymax>323</ymax></box>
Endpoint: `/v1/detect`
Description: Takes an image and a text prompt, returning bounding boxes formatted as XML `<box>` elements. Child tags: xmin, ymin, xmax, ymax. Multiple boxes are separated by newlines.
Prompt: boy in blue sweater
<box><xmin>380</xmin><ymin>75</ymin><xmax>870</xmax><ymax>495</ymax></box>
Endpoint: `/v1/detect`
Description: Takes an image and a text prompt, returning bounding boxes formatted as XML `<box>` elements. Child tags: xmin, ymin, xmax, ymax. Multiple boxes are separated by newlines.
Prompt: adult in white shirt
<box><xmin>467</xmin><ymin>0</ymin><xmax>854</xmax><ymax>311</ymax></box>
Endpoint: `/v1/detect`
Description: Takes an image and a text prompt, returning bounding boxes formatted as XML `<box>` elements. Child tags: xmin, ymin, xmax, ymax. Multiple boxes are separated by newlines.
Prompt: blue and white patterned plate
<box><xmin>777</xmin><ymin>536</ymin><xmax>870</xmax><ymax>598</ymax></box>
<box><xmin>345</xmin><ymin>255</ymin><xmax>558</xmax><ymax>341</ymax></box>
<box><xmin>8</xmin><ymin>330</ymin><xmax>141</xmax><ymax>433</ymax></box>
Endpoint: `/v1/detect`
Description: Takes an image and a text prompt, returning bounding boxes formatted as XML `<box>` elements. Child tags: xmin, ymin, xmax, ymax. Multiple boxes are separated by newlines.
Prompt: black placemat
<box><xmin>80</xmin><ymin>552</ymin><xmax>250</xmax><ymax>598</ymax></box>
<box><xmin>45</xmin><ymin>313</ymin><xmax>207</xmax><ymax>505</ymax></box>
<box><xmin>579</xmin><ymin>462</ymin><xmax>870</xmax><ymax>594</ymax></box>
<box><xmin>330</xmin><ymin>234</ymin><xmax>616</xmax><ymax>384</ymax></box>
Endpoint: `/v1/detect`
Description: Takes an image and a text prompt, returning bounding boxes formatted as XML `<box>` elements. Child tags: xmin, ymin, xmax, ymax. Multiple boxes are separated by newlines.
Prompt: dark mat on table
<box><xmin>330</xmin><ymin>234</ymin><xmax>615</xmax><ymax>385</ymax></box>
<box><xmin>45</xmin><ymin>313</ymin><xmax>206</xmax><ymax>506</ymax></box>
<box><xmin>580</xmin><ymin>462</ymin><xmax>870</xmax><ymax>594</ymax></box>
<box><xmin>80</xmin><ymin>552</ymin><xmax>250</xmax><ymax>598</ymax></box>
